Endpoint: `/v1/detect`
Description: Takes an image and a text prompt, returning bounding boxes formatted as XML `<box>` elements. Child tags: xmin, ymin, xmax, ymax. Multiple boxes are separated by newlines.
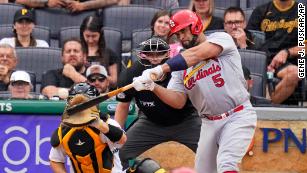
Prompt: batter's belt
<box><xmin>201</xmin><ymin>105</ymin><xmax>244</xmax><ymax>120</ymax></box>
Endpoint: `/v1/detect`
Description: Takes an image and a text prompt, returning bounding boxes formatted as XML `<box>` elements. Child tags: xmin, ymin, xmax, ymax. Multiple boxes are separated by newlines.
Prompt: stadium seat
<box><xmin>178</xmin><ymin>0</ymin><xmax>190</xmax><ymax>7</ymax></box>
<box><xmin>297</xmin><ymin>0</ymin><xmax>307</xmax><ymax>4</ymax></box>
<box><xmin>0</xmin><ymin>24</ymin><xmax>51</xmax><ymax>45</ymax></box>
<box><xmin>170</xmin><ymin>7</ymin><xmax>189</xmax><ymax>15</ymax></box>
<box><xmin>239</xmin><ymin>49</ymin><xmax>267</xmax><ymax>75</ymax></box>
<box><xmin>101</xmin><ymin>5</ymin><xmax>161</xmax><ymax>53</ymax></box>
<box><xmin>59</xmin><ymin>26</ymin><xmax>122</xmax><ymax>60</ymax></box>
<box><xmin>130</xmin><ymin>0</ymin><xmax>177</xmax><ymax>9</ymax></box>
<box><xmin>215</xmin><ymin>0</ymin><xmax>240</xmax><ymax>8</ymax></box>
<box><xmin>250</xmin><ymin>73</ymin><xmax>265</xmax><ymax>97</ymax></box>
<box><xmin>59</xmin><ymin>26</ymin><xmax>80</xmax><ymax>47</ymax></box>
<box><xmin>34</xmin><ymin>8</ymin><xmax>96</xmax><ymax>39</ymax></box>
<box><xmin>27</xmin><ymin>71</ymin><xmax>37</xmax><ymax>92</ymax></box>
<box><xmin>0</xmin><ymin>3</ymin><xmax>24</xmax><ymax>25</ymax></box>
<box><xmin>249</xmin><ymin>29</ymin><xmax>265</xmax><ymax>45</ymax></box>
<box><xmin>244</xmin><ymin>8</ymin><xmax>254</xmax><ymax>23</ymax></box>
<box><xmin>239</xmin><ymin>49</ymin><xmax>267</xmax><ymax>95</ymax></box>
<box><xmin>131</xmin><ymin>28</ymin><xmax>152</xmax><ymax>49</ymax></box>
<box><xmin>15</xmin><ymin>47</ymin><xmax>62</xmax><ymax>91</ymax></box>
<box><xmin>103</xmin><ymin>27</ymin><xmax>122</xmax><ymax>64</ymax></box>
<box><xmin>214</xmin><ymin>7</ymin><xmax>226</xmax><ymax>19</ymax></box>
<box><xmin>247</xmin><ymin>0</ymin><xmax>271</xmax><ymax>9</ymax></box>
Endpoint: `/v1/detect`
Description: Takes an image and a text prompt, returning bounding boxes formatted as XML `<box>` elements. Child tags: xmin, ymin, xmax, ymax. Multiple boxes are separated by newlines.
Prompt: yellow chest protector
<box><xmin>58</xmin><ymin>126</ymin><xmax>113</xmax><ymax>173</ymax></box>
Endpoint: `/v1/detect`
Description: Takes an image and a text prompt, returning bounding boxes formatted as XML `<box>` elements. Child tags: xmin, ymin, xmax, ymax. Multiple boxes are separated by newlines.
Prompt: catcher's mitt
<box><xmin>62</xmin><ymin>94</ymin><xmax>100</xmax><ymax>127</ymax></box>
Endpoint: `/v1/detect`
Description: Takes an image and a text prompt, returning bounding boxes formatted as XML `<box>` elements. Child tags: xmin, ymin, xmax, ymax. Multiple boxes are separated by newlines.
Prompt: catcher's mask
<box><xmin>62</xmin><ymin>83</ymin><xmax>100</xmax><ymax>127</ymax></box>
<box><xmin>136</xmin><ymin>37</ymin><xmax>170</xmax><ymax>68</ymax></box>
<box><xmin>128</xmin><ymin>158</ymin><xmax>166</xmax><ymax>173</ymax></box>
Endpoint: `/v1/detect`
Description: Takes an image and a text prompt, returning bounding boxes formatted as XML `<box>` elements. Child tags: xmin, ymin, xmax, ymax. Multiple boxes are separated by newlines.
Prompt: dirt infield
<box><xmin>140</xmin><ymin>141</ymin><xmax>195</xmax><ymax>171</ymax></box>
<box><xmin>139</xmin><ymin>141</ymin><xmax>299</xmax><ymax>173</ymax></box>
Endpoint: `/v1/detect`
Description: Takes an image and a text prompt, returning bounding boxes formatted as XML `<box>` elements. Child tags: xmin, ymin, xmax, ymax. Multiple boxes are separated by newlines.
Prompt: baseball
<box><xmin>58</xmin><ymin>88</ymin><xmax>69</xmax><ymax>99</ymax></box>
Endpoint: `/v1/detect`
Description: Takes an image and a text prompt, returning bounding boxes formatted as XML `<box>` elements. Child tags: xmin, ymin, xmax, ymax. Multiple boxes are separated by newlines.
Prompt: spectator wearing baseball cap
<box><xmin>8</xmin><ymin>70</ymin><xmax>33</xmax><ymax>99</ymax></box>
<box><xmin>86</xmin><ymin>64</ymin><xmax>109</xmax><ymax>94</ymax></box>
<box><xmin>0</xmin><ymin>8</ymin><xmax>49</xmax><ymax>48</ymax></box>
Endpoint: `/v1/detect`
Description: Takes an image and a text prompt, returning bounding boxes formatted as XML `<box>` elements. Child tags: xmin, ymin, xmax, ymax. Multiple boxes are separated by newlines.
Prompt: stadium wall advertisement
<box><xmin>0</xmin><ymin>114</ymin><xmax>74</xmax><ymax>173</ymax></box>
<box><xmin>1</xmin><ymin>114</ymin><xmax>307</xmax><ymax>172</ymax></box>
<box><xmin>242</xmin><ymin>120</ymin><xmax>307</xmax><ymax>172</ymax></box>
<box><xmin>0</xmin><ymin>100</ymin><xmax>136</xmax><ymax>173</ymax></box>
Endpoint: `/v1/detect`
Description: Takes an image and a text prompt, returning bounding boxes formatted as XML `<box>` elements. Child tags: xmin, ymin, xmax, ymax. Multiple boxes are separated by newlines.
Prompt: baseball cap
<box><xmin>10</xmin><ymin>71</ymin><xmax>31</xmax><ymax>83</ymax></box>
<box><xmin>86</xmin><ymin>64</ymin><xmax>108</xmax><ymax>78</ymax></box>
<box><xmin>14</xmin><ymin>8</ymin><xmax>35</xmax><ymax>23</ymax></box>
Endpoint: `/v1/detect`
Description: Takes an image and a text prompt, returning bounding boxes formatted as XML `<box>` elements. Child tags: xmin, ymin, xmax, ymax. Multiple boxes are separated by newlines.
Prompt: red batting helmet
<box><xmin>169</xmin><ymin>10</ymin><xmax>203</xmax><ymax>36</ymax></box>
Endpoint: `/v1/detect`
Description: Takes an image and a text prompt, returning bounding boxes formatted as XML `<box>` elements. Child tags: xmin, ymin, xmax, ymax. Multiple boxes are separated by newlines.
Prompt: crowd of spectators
<box><xmin>0</xmin><ymin>0</ymin><xmax>304</xmax><ymax>105</ymax></box>
<box><xmin>0</xmin><ymin>0</ymin><xmax>304</xmax><ymax>106</ymax></box>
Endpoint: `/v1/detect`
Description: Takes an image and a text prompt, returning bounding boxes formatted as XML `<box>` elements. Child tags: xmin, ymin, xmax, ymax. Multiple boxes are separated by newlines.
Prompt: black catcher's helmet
<box><xmin>68</xmin><ymin>82</ymin><xmax>99</xmax><ymax>101</ymax></box>
<box><xmin>136</xmin><ymin>36</ymin><xmax>170</xmax><ymax>67</ymax></box>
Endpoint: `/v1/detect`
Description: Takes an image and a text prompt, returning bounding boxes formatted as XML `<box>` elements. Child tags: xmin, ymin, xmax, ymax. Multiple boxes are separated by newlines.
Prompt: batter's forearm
<box><xmin>114</xmin><ymin>102</ymin><xmax>130</xmax><ymax>128</ymax></box>
<box><xmin>82</xmin><ymin>0</ymin><xmax>119</xmax><ymax>10</ymax></box>
<box><xmin>153</xmin><ymin>84</ymin><xmax>187</xmax><ymax>109</ymax></box>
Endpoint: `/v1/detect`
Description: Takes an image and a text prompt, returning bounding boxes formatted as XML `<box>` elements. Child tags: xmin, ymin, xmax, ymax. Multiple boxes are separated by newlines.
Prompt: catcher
<box><xmin>49</xmin><ymin>82</ymin><xmax>127</xmax><ymax>173</ymax></box>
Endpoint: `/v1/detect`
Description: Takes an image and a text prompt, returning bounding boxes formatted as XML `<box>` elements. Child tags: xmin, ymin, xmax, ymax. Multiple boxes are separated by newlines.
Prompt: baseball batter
<box><xmin>133</xmin><ymin>10</ymin><xmax>257</xmax><ymax>173</ymax></box>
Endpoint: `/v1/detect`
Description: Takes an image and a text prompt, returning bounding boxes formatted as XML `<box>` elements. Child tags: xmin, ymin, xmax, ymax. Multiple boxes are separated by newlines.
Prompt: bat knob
<box><xmin>150</xmin><ymin>73</ymin><xmax>157</xmax><ymax>81</ymax></box>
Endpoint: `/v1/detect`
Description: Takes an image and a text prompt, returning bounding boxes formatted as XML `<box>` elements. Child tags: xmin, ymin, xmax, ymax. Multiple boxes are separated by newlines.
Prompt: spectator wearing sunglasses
<box><xmin>86</xmin><ymin>64</ymin><xmax>109</xmax><ymax>94</ymax></box>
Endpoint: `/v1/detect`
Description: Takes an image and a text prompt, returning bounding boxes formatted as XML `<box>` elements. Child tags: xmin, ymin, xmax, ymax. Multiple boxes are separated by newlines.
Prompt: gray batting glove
<box><xmin>132</xmin><ymin>76</ymin><xmax>155</xmax><ymax>91</ymax></box>
<box><xmin>142</xmin><ymin>65</ymin><xmax>164</xmax><ymax>81</ymax></box>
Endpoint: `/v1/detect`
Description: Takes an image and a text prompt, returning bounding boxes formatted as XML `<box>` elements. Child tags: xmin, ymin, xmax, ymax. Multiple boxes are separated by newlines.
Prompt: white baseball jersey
<box><xmin>168</xmin><ymin>32</ymin><xmax>250</xmax><ymax>115</ymax></box>
<box><xmin>49</xmin><ymin>119</ymin><xmax>124</xmax><ymax>173</ymax></box>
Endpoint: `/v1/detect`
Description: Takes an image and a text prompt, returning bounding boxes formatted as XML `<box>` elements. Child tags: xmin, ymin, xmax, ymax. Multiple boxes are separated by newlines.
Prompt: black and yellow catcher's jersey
<box><xmin>51</xmin><ymin>125</ymin><xmax>113</xmax><ymax>173</ymax></box>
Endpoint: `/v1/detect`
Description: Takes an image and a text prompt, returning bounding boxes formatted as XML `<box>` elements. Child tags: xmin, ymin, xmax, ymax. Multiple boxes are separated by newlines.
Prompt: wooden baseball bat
<box><xmin>66</xmin><ymin>83</ymin><xmax>134</xmax><ymax>115</ymax></box>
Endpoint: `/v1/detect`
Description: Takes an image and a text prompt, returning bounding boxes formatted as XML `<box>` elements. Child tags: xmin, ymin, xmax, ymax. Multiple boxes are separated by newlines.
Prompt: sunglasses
<box><xmin>11</xmin><ymin>81</ymin><xmax>29</xmax><ymax>86</ymax></box>
<box><xmin>88</xmin><ymin>76</ymin><xmax>106</xmax><ymax>83</ymax></box>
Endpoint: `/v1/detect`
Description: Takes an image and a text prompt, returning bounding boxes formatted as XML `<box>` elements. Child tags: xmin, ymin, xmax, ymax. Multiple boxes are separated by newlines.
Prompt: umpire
<box><xmin>115</xmin><ymin>37</ymin><xmax>201</xmax><ymax>170</ymax></box>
